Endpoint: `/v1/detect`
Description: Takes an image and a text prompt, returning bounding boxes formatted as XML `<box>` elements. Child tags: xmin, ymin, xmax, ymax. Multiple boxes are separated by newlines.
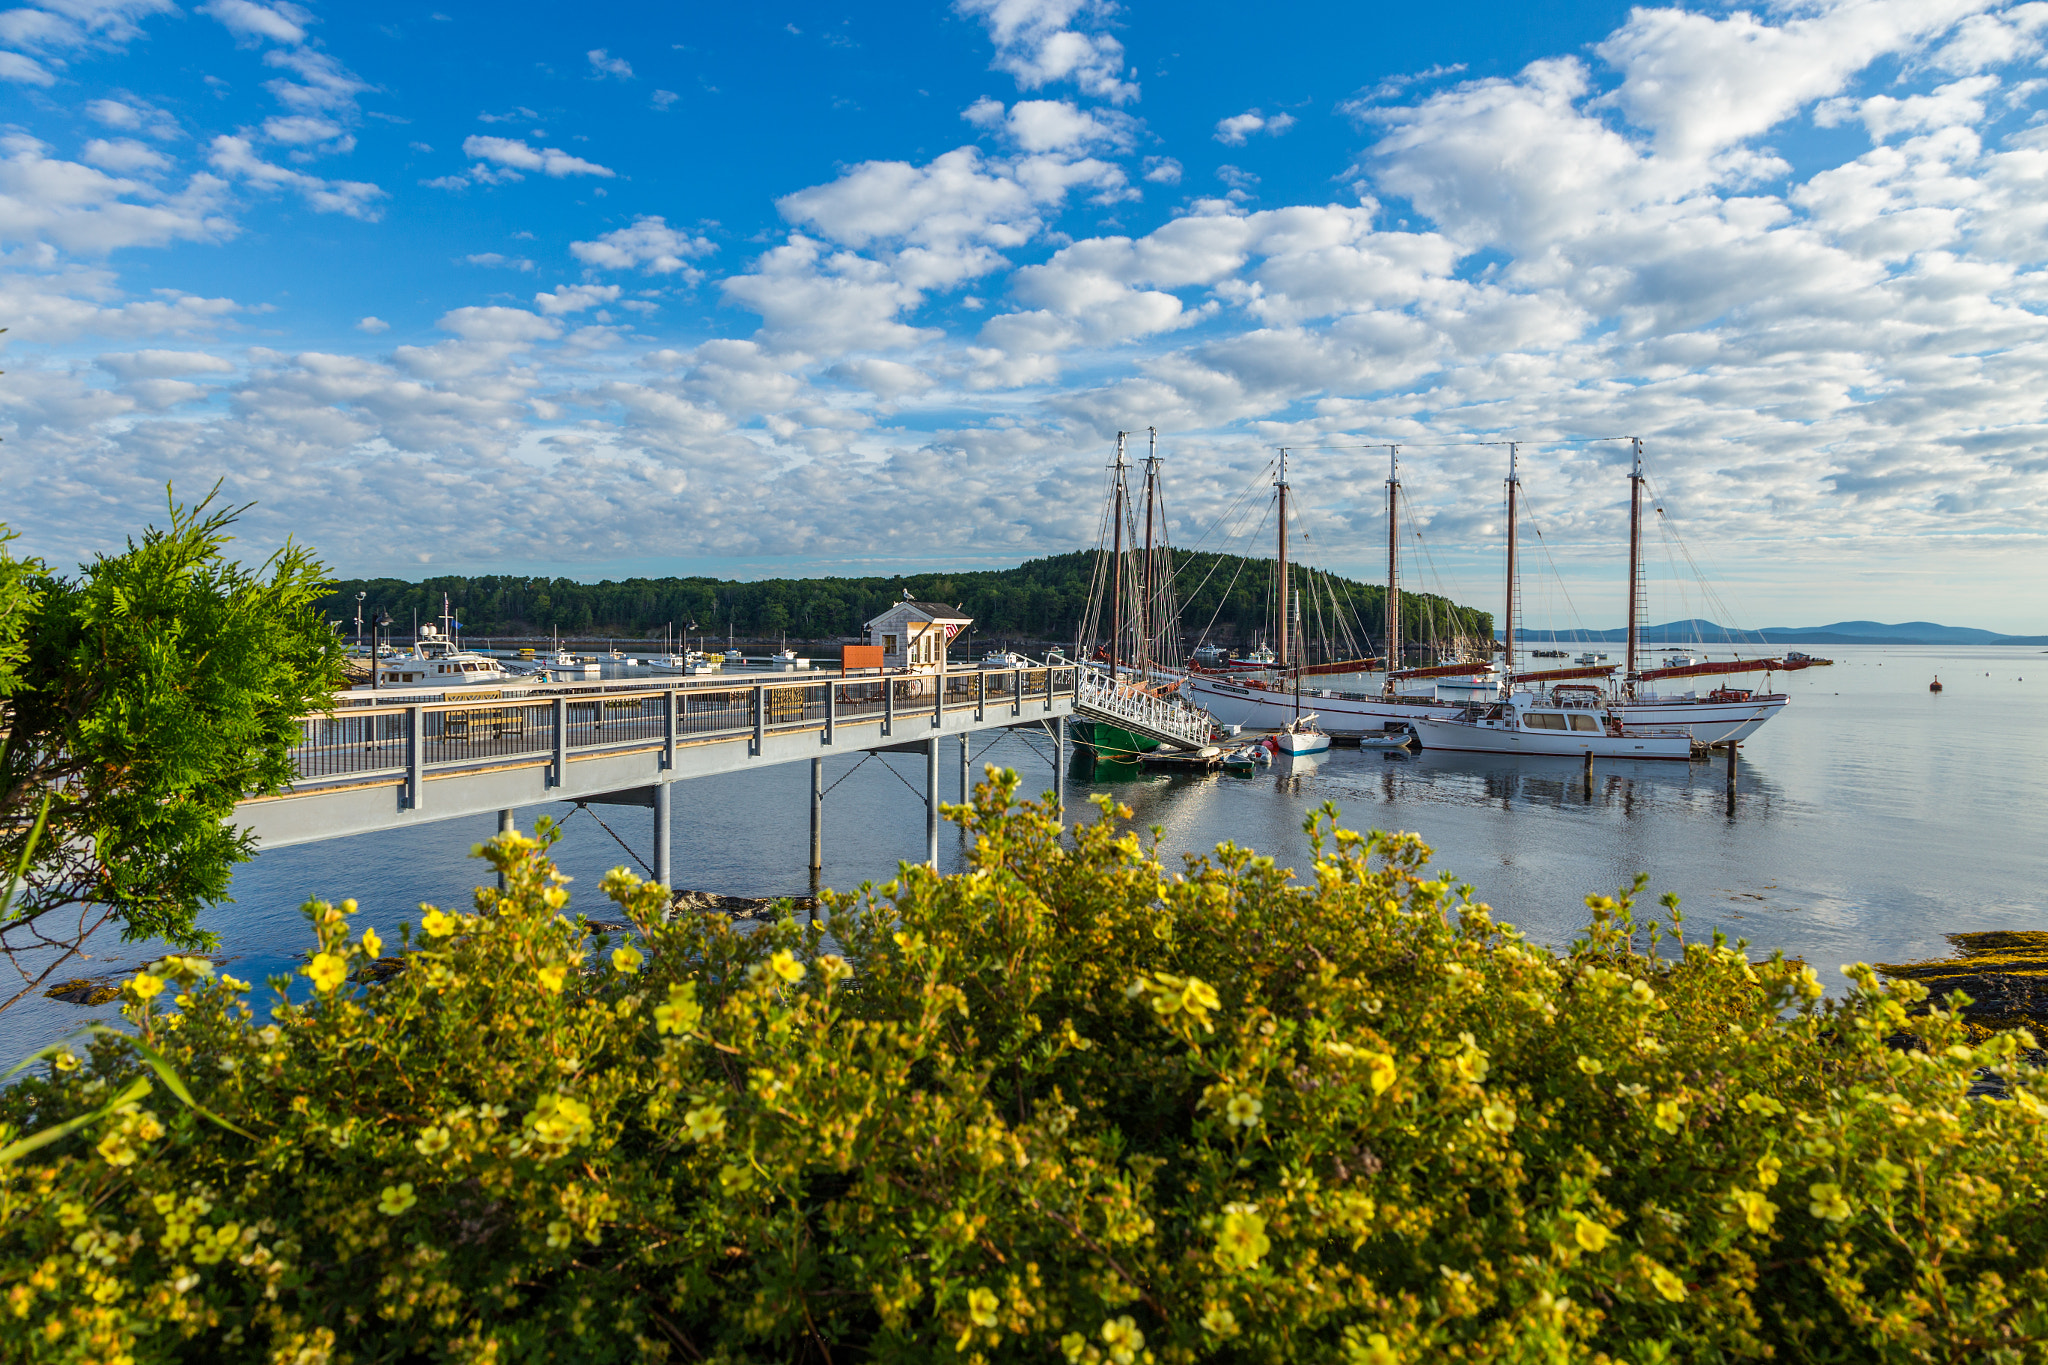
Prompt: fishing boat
<box><xmin>979</xmin><ymin>649</ymin><xmax>1032</xmax><ymax>669</ymax></box>
<box><xmin>1411</xmin><ymin>688</ymin><xmax>1695</xmax><ymax>760</ymax></box>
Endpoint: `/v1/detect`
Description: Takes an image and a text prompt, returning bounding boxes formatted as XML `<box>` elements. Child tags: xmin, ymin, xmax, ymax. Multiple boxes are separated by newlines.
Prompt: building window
<box><xmin>884</xmin><ymin>634</ymin><xmax>897</xmax><ymax>654</ymax></box>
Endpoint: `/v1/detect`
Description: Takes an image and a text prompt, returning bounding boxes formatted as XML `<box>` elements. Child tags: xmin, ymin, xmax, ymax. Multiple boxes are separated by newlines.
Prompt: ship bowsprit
<box><xmin>1074</xmin><ymin>667</ymin><xmax>1216</xmax><ymax>752</ymax></box>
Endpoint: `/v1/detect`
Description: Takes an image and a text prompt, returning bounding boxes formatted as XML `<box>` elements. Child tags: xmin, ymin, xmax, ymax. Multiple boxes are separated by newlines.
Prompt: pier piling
<box><xmin>926</xmin><ymin>736</ymin><xmax>940</xmax><ymax>868</ymax></box>
<box><xmin>1054</xmin><ymin>717</ymin><xmax>1066</xmax><ymax>816</ymax></box>
<box><xmin>654</xmin><ymin>781</ymin><xmax>672</xmax><ymax>891</ymax></box>
<box><xmin>1725</xmin><ymin>743</ymin><xmax>1738</xmax><ymax>792</ymax></box>
<box><xmin>960</xmin><ymin>732</ymin><xmax>971</xmax><ymax>806</ymax></box>
<box><xmin>497</xmin><ymin>808</ymin><xmax>514</xmax><ymax>890</ymax></box>
<box><xmin>809</xmin><ymin>757</ymin><xmax>823</xmax><ymax>893</ymax></box>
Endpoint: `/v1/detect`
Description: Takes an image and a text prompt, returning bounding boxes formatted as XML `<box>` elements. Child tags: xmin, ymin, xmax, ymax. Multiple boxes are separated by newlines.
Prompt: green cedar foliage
<box><xmin>4</xmin><ymin>777</ymin><xmax>2044</xmax><ymax>1362</ymax></box>
<box><xmin>320</xmin><ymin>550</ymin><xmax>1494</xmax><ymax>650</ymax></box>
<box><xmin>0</xmin><ymin>493</ymin><xmax>344</xmax><ymax>1014</ymax></box>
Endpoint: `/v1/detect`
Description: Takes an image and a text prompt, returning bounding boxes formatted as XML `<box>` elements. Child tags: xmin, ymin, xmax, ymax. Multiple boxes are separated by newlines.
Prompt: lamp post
<box><xmin>354</xmin><ymin>591</ymin><xmax>366</xmax><ymax>653</ymax></box>
<box><xmin>371</xmin><ymin>609</ymin><xmax>391</xmax><ymax>690</ymax></box>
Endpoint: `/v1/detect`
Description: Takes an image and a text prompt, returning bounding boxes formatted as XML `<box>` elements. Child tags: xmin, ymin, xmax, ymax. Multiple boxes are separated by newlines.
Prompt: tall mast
<box><xmin>1626</xmin><ymin>436</ymin><xmax>1643</xmax><ymax>695</ymax></box>
<box><xmin>1384</xmin><ymin>445</ymin><xmax>1400</xmax><ymax>691</ymax></box>
<box><xmin>1275</xmin><ymin>448</ymin><xmax>1289</xmax><ymax>672</ymax></box>
<box><xmin>1109</xmin><ymin>431</ymin><xmax>1126</xmax><ymax>680</ymax></box>
<box><xmin>1504</xmin><ymin>443</ymin><xmax>1519</xmax><ymax>674</ymax></box>
<box><xmin>1141</xmin><ymin>427</ymin><xmax>1157</xmax><ymax>682</ymax></box>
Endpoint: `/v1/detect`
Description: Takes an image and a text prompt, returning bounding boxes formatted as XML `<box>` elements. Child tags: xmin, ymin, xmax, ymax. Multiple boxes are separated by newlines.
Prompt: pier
<box><xmin>236</xmin><ymin>665</ymin><xmax>1079</xmax><ymax>878</ymax></box>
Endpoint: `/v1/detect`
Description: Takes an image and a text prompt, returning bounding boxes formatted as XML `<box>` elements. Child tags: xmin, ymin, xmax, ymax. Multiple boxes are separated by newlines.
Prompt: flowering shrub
<box><xmin>4</xmin><ymin>772</ymin><xmax>2046</xmax><ymax>1363</ymax></box>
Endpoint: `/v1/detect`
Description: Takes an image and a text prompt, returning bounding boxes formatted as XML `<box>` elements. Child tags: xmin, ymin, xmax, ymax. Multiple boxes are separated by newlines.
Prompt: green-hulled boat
<box><xmin>1069</xmin><ymin>719</ymin><xmax>1161</xmax><ymax>759</ymax></box>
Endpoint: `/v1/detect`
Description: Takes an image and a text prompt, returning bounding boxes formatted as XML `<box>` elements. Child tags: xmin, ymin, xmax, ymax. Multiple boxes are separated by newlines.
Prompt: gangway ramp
<box><xmin>1074</xmin><ymin>667</ymin><xmax>1215</xmax><ymax>752</ymax></box>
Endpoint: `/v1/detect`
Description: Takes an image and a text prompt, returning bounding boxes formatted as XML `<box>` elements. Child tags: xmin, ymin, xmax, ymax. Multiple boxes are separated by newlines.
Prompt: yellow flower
<box><xmin>306</xmin><ymin>953</ymin><xmax>348</xmax><ymax>994</ymax></box>
<box><xmin>377</xmin><ymin>1183</ymin><xmax>418</xmax><ymax>1216</ymax></box>
<box><xmin>1729</xmin><ymin>1188</ymin><xmax>1777</xmax><ymax>1233</ymax></box>
<box><xmin>1871</xmin><ymin>1157</ymin><xmax>1908</xmax><ymax>1192</ymax></box>
<box><xmin>421</xmin><ymin>908</ymin><xmax>458</xmax><ymax>938</ymax></box>
<box><xmin>57</xmin><ymin>1201</ymin><xmax>88</xmax><ymax>1228</ymax></box>
<box><xmin>546</xmin><ymin>1220</ymin><xmax>573</xmax><ymax>1249</ymax></box>
<box><xmin>1453</xmin><ymin>1033</ymin><xmax>1490</xmax><ymax>1083</ymax></box>
<box><xmin>768</xmin><ymin>950</ymin><xmax>805</xmax><ymax>984</ymax></box>
<box><xmin>126</xmin><ymin>971</ymin><xmax>164</xmax><ymax>1002</ymax></box>
<box><xmin>542</xmin><ymin>885</ymin><xmax>569</xmax><ymax>911</ymax></box>
<box><xmin>1225</xmin><ymin>1093</ymin><xmax>1264</xmax><ymax>1128</ymax></box>
<box><xmin>1060</xmin><ymin>1332</ymin><xmax>1088</xmax><ymax>1363</ymax></box>
<box><xmin>1739</xmin><ymin>1091</ymin><xmax>1786</xmax><ymax>1116</ymax></box>
<box><xmin>1756</xmin><ymin>1154</ymin><xmax>1782</xmax><ymax>1189</ymax></box>
<box><xmin>1651</xmin><ymin>1099</ymin><xmax>1685</xmax><ymax>1135</ymax></box>
<box><xmin>51</xmin><ymin>1050</ymin><xmax>79</xmax><ymax>1074</ymax></box>
<box><xmin>654</xmin><ymin>983</ymin><xmax>703</xmax><ymax>1036</ymax></box>
<box><xmin>360</xmin><ymin>928</ymin><xmax>383</xmax><ymax>960</ymax></box>
<box><xmin>525</xmin><ymin>1093</ymin><xmax>595</xmax><ymax>1148</ymax></box>
<box><xmin>818</xmin><ymin>954</ymin><xmax>853</xmax><ymax>982</ymax></box>
<box><xmin>1367</xmin><ymin>1052</ymin><xmax>1398</xmax><ymax>1095</ymax></box>
<box><xmin>1648</xmin><ymin>1262</ymin><xmax>1687</xmax><ymax>1301</ymax></box>
<box><xmin>1213</xmin><ymin>1203</ymin><xmax>1270</xmax><ymax>1270</ymax></box>
<box><xmin>1573</xmin><ymin>1216</ymin><xmax>1612</xmax><ymax>1253</ymax></box>
<box><xmin>1807</xmin><ymin>1182</ymin><xmax>1853</xmax><ymax>1222</ymax></box>
<box><xmin>159</xmin><ymin>955</ymin><xmax>214</xmax><ymax>982</ymax></box>
<box><xmin>1793</xmin><ymin>965</ymin><xmax>1824</xmax><ymax>1001</ymax></box>
<box><xmin>1575</xmin><ymin>1056</ymin><xmax>1604</xmax><ymax>1075</ymax></box>
<box><xmin>537</xmin><ymin>964</ymin><xmax>568</xmax><ymax>993</ymax></box>
<box><xmin>1200</xmin><ymin>1306</ymin><xmax>1239</xmax><ymax>1337</ymax></box>
<box><xmin>1481</xmin><ymin>1098</ymin><xmax>1516</xmax><ymax>1134</ymax></box>
<box><xmin>967</xmin><ymin>1286</ymin><xmax>999</xmax><ymax>1328</ymax></box>
<box><xmin>1100</xmin><ymin>1315</ymin><xmax>1145</xmax><ymax>1365</ymax></box>
<box><xmin>611</xmin><ymin>944</ymin><xmax>643</xmax><ymax>974</ymax></box>
<box><xmin>683</xmin><ymin>1103</ymin><xmax>727</xmax><ymax>1143</ymax></box>
<box><xmin>1349</xmin><ymin>1330</ymin><xmax>1399</xmax><ymax>1365</ymax></box>
<box><xmin>414</xmin><ymin>1125</ymin><xmax>451</xmax><ymax>1156</ymax></box>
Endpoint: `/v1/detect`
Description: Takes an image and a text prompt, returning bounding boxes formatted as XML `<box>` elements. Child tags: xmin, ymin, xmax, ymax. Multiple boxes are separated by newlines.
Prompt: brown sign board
<box><xmin>842</xmin><ymin>644</ymin><xmax>885</xmax><ymax>674</ymax></box>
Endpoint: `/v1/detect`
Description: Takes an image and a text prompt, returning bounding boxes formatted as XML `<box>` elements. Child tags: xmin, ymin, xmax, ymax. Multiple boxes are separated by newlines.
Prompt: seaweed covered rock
<box><xmin>1877</xmin><ymin>930</ymin><xmax>2048</xmax><ymax>1033</ymax></box>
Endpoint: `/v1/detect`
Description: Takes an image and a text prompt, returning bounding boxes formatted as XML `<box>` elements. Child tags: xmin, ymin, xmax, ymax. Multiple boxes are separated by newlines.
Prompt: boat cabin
<box><xmin>372</xmin><ymin>624</ymin><xmax>516</xmax><ymax>688</ymax></box>
<box><xmin>864</xmin><ymin>599</ymin><xmax>974</xmax><ymax>672</ymax></box>
<box><xmin>1456</xmin><ymin>688</ymin><xmax>1615</xmax><ymax>734</ymax></box>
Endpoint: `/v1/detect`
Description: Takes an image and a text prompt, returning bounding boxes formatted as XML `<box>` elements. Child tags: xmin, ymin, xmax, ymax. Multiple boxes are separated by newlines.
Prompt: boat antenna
<box><xmin>1626</xmin><ymin>436</ymin><xmax>1643</xmax><ymax>697</ymax></box>
<box><xmin>1384</xmin><ymin>445</ymin><xmax>1400</xmax><ymax>695</ymax></box>
<box><xmin>1504</xmin><ymin>442</ymin><xmax>1518</xmax><ymax>677</ymax></box>
<box><xmin>1276</xmin><ymin>447</ymin><xmax>1289</xmax><ymax>673</ymax></box>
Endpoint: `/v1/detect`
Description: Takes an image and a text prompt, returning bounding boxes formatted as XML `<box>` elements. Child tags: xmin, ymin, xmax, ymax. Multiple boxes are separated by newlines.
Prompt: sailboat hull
<box><xmin>1070</xmin><ymin>720</ymin><xmax>1163</xmax><ymax>758</ymax></box>
<box><xmin>1187</xmin><ymin>674</ymin><xmax>1461</xmax><ymax>734</ymax></box>
<box><xmin>1612</xmin><ymin>693</ymin><xmax>1788</xmax><ymax>746</ymax></box>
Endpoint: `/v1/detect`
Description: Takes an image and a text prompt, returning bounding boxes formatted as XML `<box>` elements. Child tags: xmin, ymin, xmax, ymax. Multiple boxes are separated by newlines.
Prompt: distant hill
<box><xmin>1509</xmin><ymin>619</ymin><xmax>2048</xmax><ymax>647</ymax></box>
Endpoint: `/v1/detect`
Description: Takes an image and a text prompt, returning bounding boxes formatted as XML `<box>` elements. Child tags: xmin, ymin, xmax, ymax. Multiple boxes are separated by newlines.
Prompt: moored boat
<box><xmin>1412</xmin><ymin>689</ymin><xmax>1694</xmax><ymax>760</ymax></box>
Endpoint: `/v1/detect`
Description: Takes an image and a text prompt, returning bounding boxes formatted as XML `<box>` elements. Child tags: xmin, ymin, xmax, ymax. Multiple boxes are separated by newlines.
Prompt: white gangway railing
<box><xmin>1075</xmin><ymin>667</ymin><xmax>1215</xmax><ymax>751</ymax></box>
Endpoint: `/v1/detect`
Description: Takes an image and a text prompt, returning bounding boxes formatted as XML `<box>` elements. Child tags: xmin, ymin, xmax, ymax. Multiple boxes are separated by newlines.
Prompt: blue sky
<box><xmin>5</xmin><ymin>0</ymin><xmax>2048</xmax><ymax>630</ymax></box>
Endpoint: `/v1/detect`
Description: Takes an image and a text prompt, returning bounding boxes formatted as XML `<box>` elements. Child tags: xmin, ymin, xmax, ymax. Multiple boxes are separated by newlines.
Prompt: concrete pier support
<box><xmin>1054</xmin><ymin>716</ymin><xmax>1066</xmax><ymax>816</ymax></box>
<box><xmin>653</xmin><ymin>781</ymin><xmax>672</xmax><ymax>889</ymax></box>
<box><xmin>809</xmin><ymin>757</ymin><xmax>823</xmax><ymax>893</ymax></box>
<box><xmin>926</xmin><ymin>736</ymin><xmax>940</xmax><ymax>868</ymax></box>
<box><xmin>960</xmin><ymin>732</ymin><xmax>971</xmax><ymax>805</ymax></box>
<box><xmin>497</xmin><ymin>808</ymin><xmax>514</xmax><ymax>890</ymax></box>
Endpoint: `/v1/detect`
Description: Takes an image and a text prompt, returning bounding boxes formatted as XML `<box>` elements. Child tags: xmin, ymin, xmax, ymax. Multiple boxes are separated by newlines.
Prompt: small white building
<box><xmin>865</xmin><ymin>599</ymin><xmax>973</xmax><ymax>672</ymax></box>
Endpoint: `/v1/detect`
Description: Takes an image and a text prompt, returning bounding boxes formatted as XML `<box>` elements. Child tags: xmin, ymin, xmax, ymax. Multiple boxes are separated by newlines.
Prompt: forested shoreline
<box><xmin>317</xmin><ymin>550</ymin><xmax>1493</xmax><ymax>651</ymax></box>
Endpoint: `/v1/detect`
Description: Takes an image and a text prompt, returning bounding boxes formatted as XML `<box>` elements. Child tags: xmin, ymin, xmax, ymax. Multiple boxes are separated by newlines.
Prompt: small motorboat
<box><xmin>1357</xmin><ymin>730</ymin><xmax>1411</xmax><ymax>750</ymax></box>
<box><xmin>1220</xmin><ymin>742</ymin><xmax>1271</xmax><ymax>773</ymax></box>
<box><xmin>1930</xmin><ymin>677</ymin><xmax>1943</xmax><ymax>693</ymax></box>
<box><xmin>1272</xmin><ymin>714</ymin><xmax>1332</xmax><ymax>756</ymax></box>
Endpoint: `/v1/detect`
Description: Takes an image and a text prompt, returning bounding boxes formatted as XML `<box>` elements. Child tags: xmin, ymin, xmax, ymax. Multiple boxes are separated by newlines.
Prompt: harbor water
<box><xmin>6</xmin><ymin>643</ymin><xmax>2045</xmax><ymax>1058</ymax></box>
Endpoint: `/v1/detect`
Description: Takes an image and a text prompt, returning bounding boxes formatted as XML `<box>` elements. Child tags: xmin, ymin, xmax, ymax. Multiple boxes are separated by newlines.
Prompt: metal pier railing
<box><xmin>1073</xmin><ymin>667</ymin><xmax>1214</xmax><ymax>752</ymax></box>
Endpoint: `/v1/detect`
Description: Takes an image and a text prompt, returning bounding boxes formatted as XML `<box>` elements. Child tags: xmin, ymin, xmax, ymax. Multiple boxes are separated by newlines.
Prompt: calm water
<box><xmin>8</xmin><ymin>644</ymin><xmax>2045</xmax><ymax>1057</ymax></box>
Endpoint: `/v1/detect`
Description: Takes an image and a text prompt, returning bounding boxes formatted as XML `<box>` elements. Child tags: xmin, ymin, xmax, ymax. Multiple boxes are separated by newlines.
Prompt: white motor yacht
<box><xmin>362</xmin><ymin>615</ymin><xmax>526</xmax><ymax>691</ymax></box>
<box><xmin>1411</xmin><ymin>689</ymin><xmax>1693</xmax><ymax>760</ymax></box>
